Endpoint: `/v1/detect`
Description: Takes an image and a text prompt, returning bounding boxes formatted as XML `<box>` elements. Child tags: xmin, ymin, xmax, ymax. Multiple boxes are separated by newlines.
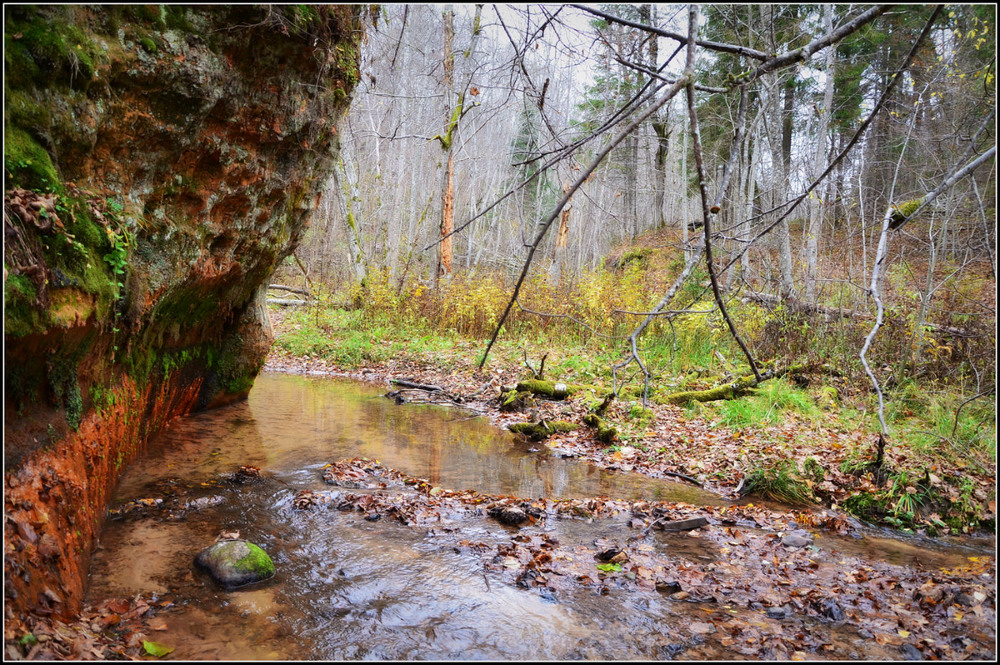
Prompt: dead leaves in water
<box><xmin>297</xmin><ymin>458</ymin><xmax>996</xmax><ymax>660</ymax></box>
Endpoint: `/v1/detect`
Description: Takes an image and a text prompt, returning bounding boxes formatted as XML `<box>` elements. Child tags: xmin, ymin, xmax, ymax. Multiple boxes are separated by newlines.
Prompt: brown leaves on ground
<box><xmin>303</xmin><ymin>458</ymin><xmax>996</xmax><ymax>661</ymax></box>
<box><xmin>5</xmin><ymin>594</ymin><xmax>174</xmax><ymax>661</ymax></box>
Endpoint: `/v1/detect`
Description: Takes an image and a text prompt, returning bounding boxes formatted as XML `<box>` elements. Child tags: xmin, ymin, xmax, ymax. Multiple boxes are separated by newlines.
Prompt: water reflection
<box><xmin>85</xmin><ymin>373</ymin><xmax>988</xmax><ymax>661</ymax></box>
<box><xmin>116</xmin><ymin>372</ymin><xmax>720</xmax><ymax>504</ymax></box>
<box><xmin>88</xmin><ymin>373</ymin><xmax>724</xmax><ymax>659</ymax></box>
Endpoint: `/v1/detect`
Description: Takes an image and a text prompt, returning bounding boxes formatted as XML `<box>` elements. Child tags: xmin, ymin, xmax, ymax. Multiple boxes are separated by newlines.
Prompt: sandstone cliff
<box><xmin>3</xmin><ymin>5</ymin><xmax>363</xmax><ymax>620</ymax></box>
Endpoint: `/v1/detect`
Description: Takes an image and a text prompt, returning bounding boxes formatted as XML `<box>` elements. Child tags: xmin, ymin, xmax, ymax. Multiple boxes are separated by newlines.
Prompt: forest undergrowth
<box><xmin>268</xmin><ymin>230</ymin><xmax>996</xmax><ymax>536</ymax></box>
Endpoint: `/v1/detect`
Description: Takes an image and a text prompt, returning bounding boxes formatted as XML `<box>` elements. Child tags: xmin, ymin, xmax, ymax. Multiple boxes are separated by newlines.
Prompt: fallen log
<box><xmin>266</xmin><ymin>298</ymin><xmax>310</xmax><ymax>306</ymax></box>
<box><xmin>513</xmin><ymin>379</ymin><xmax>583</xmax><ymax>399</ymax></box>
<box><xmin>268</xmin><ymin>283</ymin><xmax>312</xmax><ymax>297</ymax></box>
<box><xmin>509</xmin><ymin>420</ymin><xmax>580</xmax><ymax>441</ymax></box>
<box><xmin>643</xmin><ymin>515</ymin><xmax>709</xmax><ymax>536</ymax></box>
<box><xmin>663</xmin><ymin>363</ymin><xmax>832</xmax><ymax>406</ymax></box>
<box><xmin>391</xmin><ymin>378</ymin><xmax>443</xmax><ymax>392</ymax></box>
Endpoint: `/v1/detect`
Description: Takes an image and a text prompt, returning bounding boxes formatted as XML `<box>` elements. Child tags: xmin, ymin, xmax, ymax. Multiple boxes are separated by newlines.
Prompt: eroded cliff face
<box><xmin>3</xmin><ymin>5</ymin><xmax>362</xmax><ymax>621</ymax></box>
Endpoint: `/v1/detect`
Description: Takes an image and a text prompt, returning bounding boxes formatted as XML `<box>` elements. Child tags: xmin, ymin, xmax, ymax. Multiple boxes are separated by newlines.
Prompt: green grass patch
<box><xmin>740</xmin><ymin>460</ymin><xmax>815</xmax><ymax>505</ymax></box>
<box><xmin>715</xmin><ymin>378</ymin><xmax>819</xmax><ymax>429</ymax></box>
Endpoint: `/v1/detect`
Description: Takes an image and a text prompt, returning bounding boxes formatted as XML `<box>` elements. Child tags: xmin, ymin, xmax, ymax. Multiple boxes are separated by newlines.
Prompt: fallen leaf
<box><xmin>142</xmin><ymin>640</ymin><xmax>174</xmax><ymax>657</ymax></box>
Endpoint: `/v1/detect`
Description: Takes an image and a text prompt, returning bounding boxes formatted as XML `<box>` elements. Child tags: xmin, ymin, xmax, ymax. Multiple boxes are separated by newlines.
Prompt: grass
<box><xmin>712</xmin><ymin>378</ymin><xmax>822</xmax><ymax>430</ymax></box>
<box><xmin>740</xmin><ymin>461</ymin><xmax>815</xmax><ymax>506</ymax></box>
<box><xmin>275</xmin><ymin>308</ymin><xmax>459</xmax><ymax>368</ymax></box>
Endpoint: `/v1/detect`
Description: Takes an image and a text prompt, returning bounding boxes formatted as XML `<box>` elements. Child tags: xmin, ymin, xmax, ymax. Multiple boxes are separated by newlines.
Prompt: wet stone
<box><xmin>781</xmin><ymin>529</ymin><xmax>814</xmax><ymax>549</ymax></box>
<box><xmin>815</xmin><ymin>598</ymin><xmax>845</xmax><ymax>621</ymax></box>
<box><xmin>900</xmin><ymin>643</ymin><xmax>923</xmax><ymax>661</ymax></box>
<box><xmin>195</xmin><ymin>539</ymin><xmax>275</xmax><ymax>589</ymax></box>
<box><xmin>766</xmin><ymin>605</ymin><xmax>791</xmax><ymax>619</ymax></box>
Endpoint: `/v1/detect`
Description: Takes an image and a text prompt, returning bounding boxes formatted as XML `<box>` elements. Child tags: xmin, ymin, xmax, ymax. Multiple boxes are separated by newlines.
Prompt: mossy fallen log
<box><xmin>663</xmin><ymin>363</ymin><xmax>830</xmax><ymax>406</ymax></box>
<box><xmin>582</xmin><ymin>414</ymin><xmax>619</xmax><ymax>443</ymax></box>
<box><xmin>514</xmin><ymin>379</ymin><xmax>581</xmax><ymax>399</ymax></box>
<box><xmin>508</xmin><ymin>420</ymin><xmax>580</xmax><ymax>441</ymax></box>
<box><xmin>664</xmin><ymin>375</ymin><xmax>759</xmax><ymax>406</ymax></box>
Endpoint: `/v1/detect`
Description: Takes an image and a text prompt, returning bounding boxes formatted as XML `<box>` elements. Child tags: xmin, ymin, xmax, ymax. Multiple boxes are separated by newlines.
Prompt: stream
<box><xmin>84</xmin><ymin>373</ymin><xmax>995</xmax><ymax>660</ymax></box>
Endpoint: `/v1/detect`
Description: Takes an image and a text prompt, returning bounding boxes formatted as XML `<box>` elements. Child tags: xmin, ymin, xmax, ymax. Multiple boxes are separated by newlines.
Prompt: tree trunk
<box><xmin>436</xmin><ymin>6</ymin><xmax>456</xmax><ymax>286</ymax></box>
<box><xmin>334</xmin><ymin>158</ymin><xmax>367</xmax><ymax>285</ymax></box>
<box><xmin>440</xmin><ymin>150</ymin><xmax>455</xmax><ymax>280</ymax></box>
<box><xmin>550</xmin><ymin>181</ymin><xmax>572</xmax><ymax>285</ymax></box>
<box><xmin>805</xmin><ymin>4</ymin><xmax>835</xmax><ymax>302</ymax></box>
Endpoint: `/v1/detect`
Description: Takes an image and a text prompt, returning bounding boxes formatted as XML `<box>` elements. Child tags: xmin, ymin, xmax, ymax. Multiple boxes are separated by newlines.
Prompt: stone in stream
<box><xmin>781</xmin><ymin>529</ymin><xmax>814</xmax><ymax>549</ymax></box>
<box><xmin>195</xmin><ymin>539</ymin><xmax>275</xmax><ymax>588</ymax></box>
<box><xmin>655</xmin><ymin>516</ymin><xmax>709</xmax><ymax>532</ymax></box>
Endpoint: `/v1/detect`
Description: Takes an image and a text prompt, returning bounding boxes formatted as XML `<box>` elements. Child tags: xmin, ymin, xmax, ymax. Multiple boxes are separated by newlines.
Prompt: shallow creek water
<box><xmin>85</xmin><ymin>373</ymin><xmax>992</xmax><ymax>660</ymax></box>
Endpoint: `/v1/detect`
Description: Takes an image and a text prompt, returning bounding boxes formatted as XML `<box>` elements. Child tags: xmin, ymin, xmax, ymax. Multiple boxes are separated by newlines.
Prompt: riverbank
<box><xmin>265</xmin><ymin>305</ymin><xmax>997</xmax><ymax>538</ymax></box>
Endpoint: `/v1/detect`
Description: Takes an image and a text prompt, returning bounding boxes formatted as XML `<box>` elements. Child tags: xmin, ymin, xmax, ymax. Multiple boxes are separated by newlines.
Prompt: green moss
<box><xmin>4</xmin><ymin>126</ymin><xmax>61</xmax><ymax>192</ymax></box>
<box><xmin>4</xmin><ymin>10</ymin><xmax>100</xmax><ymax>89</ymax></box>
<box><xmin>46</xmin><ymin>335</ymin><xmax>94</xmax><ymax>431</ymax></box>
<box><xmin>509</xmin><ymin>420</ymin><xmax>580</xmax><ymax>440</ymax></box>
<box><xmin>803</xmin><ymin>457</ymin><xmax>826</xmax><ymax>483</ymax></box>
<box><xmin>583</xmin><ymin>413</ymin><xmax>619</xmax><ymax>443</ymax></box>
<box><xmin>234</xmin><ymin>542</ymin><xmax>275</xmax><ymax>577</ymax></box>
<box><xmin>515</xmin><ymin>379</ymin><xmax>584</xmax><ymax>399</ymax></box>
<box><xmin>664</xmin><ymin>375</ymin><xmax>758</xmax><ymax>406</ymax></box>
<box><xmin>619</xmin><ymin>248</ymin><xmax>651</xmax><ymax>267</ymax></box>
<box><xmin>500</xmin><ymin>389</ymin><xmax>534</xmax><ymax>412</ymax></box>
<box><xmin>4</xmin><ymin>87</ymin><xmax>50</xmax><ymax>132</ymax></box>
<box><xmin>890</xmin><ymin>197</ymin><xmax>925</xmax><ymax>226</ymax></box>
<box><xmin>139</xmin><ymin>36</ymin><xmax>157</xmax><ymax>53</ymax></box>
<box><xmin>843</xmin><ymin>492</ymin><xmax>885</xmax><ymax>520</ymax></box>
<box><xmin>4</xmin><ymin>273</ymin><xmax>47</xmax><ymax>337</ymax></box>
<box><xmin>151</xmin><ymin>287</ymin><xmax>220</xmax><ymax>327</ymax></box>
<box><xmin>164</xmin><ymin>6</ymin><xmax>195</xmax><ymax>32</ymax></box>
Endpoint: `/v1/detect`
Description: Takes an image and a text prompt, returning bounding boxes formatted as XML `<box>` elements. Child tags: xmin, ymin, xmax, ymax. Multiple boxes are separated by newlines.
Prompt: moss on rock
<box><xmin>195</xmin><ymin>539</ymin><xmax>275</xmax><ymax>588</ymax></box>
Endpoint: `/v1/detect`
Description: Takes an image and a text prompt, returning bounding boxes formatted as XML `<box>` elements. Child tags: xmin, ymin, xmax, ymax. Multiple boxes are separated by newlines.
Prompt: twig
<box><xmin>661</xmin><ymin>470</ymin><xmax>703</xmax><ymax>486</ymax></box>
<box><xmin>951</xmin><ymin>387</ymin><xmax>995</xmax><ymax>439</ymax></box>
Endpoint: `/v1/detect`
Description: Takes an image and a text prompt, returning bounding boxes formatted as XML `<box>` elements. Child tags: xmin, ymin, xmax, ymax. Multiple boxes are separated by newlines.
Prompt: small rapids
<box><xmin>84</xmin><ymin>373</ymin><xmax>994</xmax><ymax>660</ymax></box>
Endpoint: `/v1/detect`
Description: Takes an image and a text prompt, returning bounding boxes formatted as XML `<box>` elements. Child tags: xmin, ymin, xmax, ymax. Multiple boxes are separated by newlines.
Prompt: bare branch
<box><xmin>569</xmin><ymin>3</ymin><xmax>770</xmax><ymax>61</ymax></box>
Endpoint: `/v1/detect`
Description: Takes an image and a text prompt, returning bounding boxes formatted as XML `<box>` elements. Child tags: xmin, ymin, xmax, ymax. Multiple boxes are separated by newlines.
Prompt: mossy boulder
<box><xmin>195</xmin><ymin>539</ymin><xmax>275</xmax><ymax>588</ymax></box>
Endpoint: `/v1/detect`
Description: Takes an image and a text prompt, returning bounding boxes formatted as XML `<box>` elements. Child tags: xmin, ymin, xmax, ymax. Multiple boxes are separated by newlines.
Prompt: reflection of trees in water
<box><xmin>244</xmin><ymin>374</ymin><xmax>717</xmax><ymax>503</ymax></box>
